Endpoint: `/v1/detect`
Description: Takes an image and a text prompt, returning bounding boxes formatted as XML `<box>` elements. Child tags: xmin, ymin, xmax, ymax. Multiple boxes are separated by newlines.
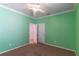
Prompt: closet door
<box><xmin>29</xmin><ymin>23</ymin><xmax>37</xmax><ymax>44</ymax></box>
<box><xmin>38</xmin><ymin>23</ymin><xmax>45</xmax><ymax>43</ymax></box>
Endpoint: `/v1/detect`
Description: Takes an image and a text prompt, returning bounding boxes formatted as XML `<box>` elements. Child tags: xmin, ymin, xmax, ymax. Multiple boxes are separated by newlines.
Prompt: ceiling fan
<box><xmin>26</xmin><ymin>3</ymin><xmax>45</xmax><ymax>16</ymax></box>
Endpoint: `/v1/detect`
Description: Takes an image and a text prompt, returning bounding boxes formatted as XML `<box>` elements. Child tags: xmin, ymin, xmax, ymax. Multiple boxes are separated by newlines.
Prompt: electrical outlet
<box><xmin>13</xmin><ymin>44</ymin><xmax>15</xmax><ymax>46</ymax></box>
<box><xmin>54</xmin><ymin>41</ymin><xmax>57</xmax><ymax>43</ymax></box>
<box><xmin>9</xmin><ymin>43</ymin><xmax>12</xmax><ymax>47</ymax></box>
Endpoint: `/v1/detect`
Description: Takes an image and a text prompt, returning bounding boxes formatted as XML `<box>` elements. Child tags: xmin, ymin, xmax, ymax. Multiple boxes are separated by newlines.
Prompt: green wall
<box><xmin>0</xmin><ymin>6</ymin><xmax>33</xmax><ymax>52</ymax></box>
<box><xmin>37</xmin><ymin>11</ymin><xmax>76</xmax><ymax>50</ymax></box>
<box><xmin>76</xmin><ymin>4</ymin><xmax>79</xmax><ymax>55</ymax></box>
<box><xmin>0</xmin><ymin>4</ymin><xmax>76</xmax><ymax>53</ymax></box>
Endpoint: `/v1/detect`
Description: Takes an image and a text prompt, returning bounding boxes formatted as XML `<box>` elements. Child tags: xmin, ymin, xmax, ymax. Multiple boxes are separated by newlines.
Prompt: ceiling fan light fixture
<box><xmin>26</xmin><ymin>3</ymin><xmax>44</xmax><ymax>15</ymax></box>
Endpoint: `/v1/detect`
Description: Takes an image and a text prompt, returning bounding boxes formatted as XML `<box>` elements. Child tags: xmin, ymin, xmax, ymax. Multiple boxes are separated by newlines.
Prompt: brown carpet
<box><xmin>0</xmin><ymin>43</ymin><xmax>75</xmax><ymax>56</ymax></box>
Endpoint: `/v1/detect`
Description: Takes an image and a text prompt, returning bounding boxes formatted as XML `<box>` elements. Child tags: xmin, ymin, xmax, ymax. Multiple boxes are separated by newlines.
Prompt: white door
<box><xmin>29</xmin><ymin>23</ymin><xmax>37</xmax><ymax>44</ymax></box>
<box><xmin>38</xmin><ymin>23</ymin><xmax>45</xmax><ymax>43</ymax></box>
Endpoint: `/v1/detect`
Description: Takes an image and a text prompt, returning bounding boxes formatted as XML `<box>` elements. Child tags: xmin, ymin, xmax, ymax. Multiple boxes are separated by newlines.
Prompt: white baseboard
<box><xmin>40</xmin><ymin>42</ymin><xmax>77</xmax><ymax>55</ymax></box>
<box><xmin>41</xmin><ymin>42</ymin><xmax>75</xmax><ymax>52</ymax></box>
<box><xmin>0</xmin><ymin>43</ymin><xmax>76</xmax><ymax>55</ymax></box>
<box><xmin>0</xmin><ymin>43</ymin><xmax>29</xmax><ymax>54</ymax></box>
<box><xmin>42</xmin><ymin>43</ymin><xmax>77</xmax><ymax>55</ymax></box>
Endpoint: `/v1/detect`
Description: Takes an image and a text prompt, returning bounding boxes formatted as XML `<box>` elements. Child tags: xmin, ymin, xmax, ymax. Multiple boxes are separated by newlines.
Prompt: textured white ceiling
<box><xmin>1</xmin><ymin>3</ymin><xmax>74</xmax><ymax>18</ymax></box>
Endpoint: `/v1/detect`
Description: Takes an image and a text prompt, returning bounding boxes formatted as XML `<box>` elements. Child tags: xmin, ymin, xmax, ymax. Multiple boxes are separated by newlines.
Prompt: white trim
<box><xmin>37</xmin><ymin>9</ymin><xmax>74</xmax><ymax>19</ymax></box>
<box><xmin>73</xmin><ymin>3</ymin><xmax>77</xmax><ymax>11</ymax></box>
<box><xmin>38</xmin><ymin>42</ymin><xmax>76</xmax><ymax>55</ymax></box>
<box><xmin>75</xmin><ymin>52</ymin><xmax>78</xmax><ymax>56</ymax></box>
<box><xmin>38</xmin><ymin>23</ymin><xmax>45</xmax><ymax>43</ymax></box>
<box><xmin>71</xmin><ymin>3</ymin><xmax>76</xmax><ymax>12</ymax></box>
<box><xmin>36</xmin><ymin>4</ymin><xmax>75</xmax><ymax>19</ymax></box>
<box><xmin>42</xmin><ymin>43</ymin><xmax>76</xmax><ymax>52</ymax></box>
<box><xmin>0</xmin><ymin>4</ymin><xmax>75</xmax><ymax>19</ymax></box>
<box><xmin>0</xmin><ymin>43</ymin><xmax>29</xmax><ymax>54</ymax></box>
<box><xmin>0</xmin><ymin>43</ymin><xmax>76</xmax><ymax>55</ymax></box>
<box><xmin>0</xmin><ymin>4</ymin><xmax>34</xmax><ymax>19</ymax></box>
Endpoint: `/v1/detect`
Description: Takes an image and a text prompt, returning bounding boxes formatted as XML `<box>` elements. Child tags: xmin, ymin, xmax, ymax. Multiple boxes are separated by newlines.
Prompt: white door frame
<box><xmin>29</xmin><ymin>23</ymin><xmax>37</xmax><ymax>44</ymax></box>
<box><xmin>38</xmin><ymin>23</ymin><xmax>45</xmax><ymax>43</ymax></box>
